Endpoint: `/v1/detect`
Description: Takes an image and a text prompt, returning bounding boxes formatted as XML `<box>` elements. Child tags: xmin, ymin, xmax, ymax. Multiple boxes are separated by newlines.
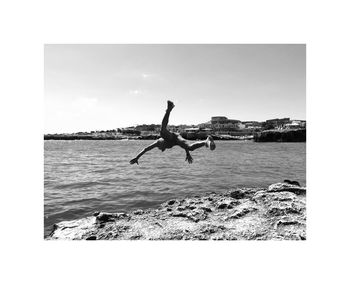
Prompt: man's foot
<box><xmin>167</xmin><ymin>100</ymin><xmax>175</xmax><ymax>111</ymax></box>
<box><xmin>206</xmin><ymin>135</ymin><xmax>216</xmax><ymax>150</ymax></box>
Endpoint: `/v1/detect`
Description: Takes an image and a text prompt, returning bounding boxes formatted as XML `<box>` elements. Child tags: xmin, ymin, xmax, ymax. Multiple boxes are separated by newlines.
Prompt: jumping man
<box><xmin>130</xmin><ymin>100</ymin><xmax>216</xmax><ymax>165</ymax></box>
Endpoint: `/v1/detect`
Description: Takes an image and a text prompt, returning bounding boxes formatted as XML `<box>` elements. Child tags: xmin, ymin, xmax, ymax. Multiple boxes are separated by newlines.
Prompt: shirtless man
<box><xmin>130</xmin><ymin>100</ymin><xmax>216</xmax><ymax>165</ymax></box>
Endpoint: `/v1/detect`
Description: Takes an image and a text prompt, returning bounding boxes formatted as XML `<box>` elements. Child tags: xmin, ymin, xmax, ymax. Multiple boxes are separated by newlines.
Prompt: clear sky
<box><xmin>45</xmin><ymin>44</ymin><xmax>305</xmax><ymax>133</ymax></box>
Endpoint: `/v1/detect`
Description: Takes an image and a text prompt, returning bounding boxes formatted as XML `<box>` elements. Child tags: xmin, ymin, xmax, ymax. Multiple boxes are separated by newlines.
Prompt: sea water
<box><xmin>44</xmin><ymin>140</ymin><xmax>306</xmax><ymax>236</ymax></box>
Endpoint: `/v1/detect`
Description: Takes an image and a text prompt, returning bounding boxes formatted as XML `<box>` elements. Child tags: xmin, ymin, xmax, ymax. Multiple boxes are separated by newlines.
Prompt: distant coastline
<box><xmin>44</xmin><ymin>129</ymin><xmax>306</xmax><ymax>142</ymax></box>
<box><xmin>43</xmin><ymin>133</ymin><xmax>253</xmax><ymax>141</ymax></box>
<box><xmin>45</xmin><ymin>116</ymin><xmax>306</xmax><ymax>142</ymax></box>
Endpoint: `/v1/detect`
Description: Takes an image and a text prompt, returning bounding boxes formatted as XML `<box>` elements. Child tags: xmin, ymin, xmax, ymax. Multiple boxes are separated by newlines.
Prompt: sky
<box><xmin>45</xmin><ymin>44</ymin><xmax>305</xmax><ymax>134</ymax></box>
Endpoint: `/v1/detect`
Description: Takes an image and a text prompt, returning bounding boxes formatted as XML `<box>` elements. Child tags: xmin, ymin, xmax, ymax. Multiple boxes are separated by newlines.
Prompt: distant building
<box><xmin>265</xmin><ymin>118</ymin><xmax>290</xmax><ymax>128</ymax></box>
<box><xmin>211</xmin><ymin>116</ymin><xmax>241</xmax><ymax>125</ymax></box>
<box><xmin>242</xmin><ymin>121</ymin><xmax>262</xmax><ymax>130</ymax></box>
<box><xmin>209</xmin><ymin>116</ymin><xmax>242</xmax><ymax>131</ymax></box>
<box><xmin>285</xmin><ymin>120</ymin><xmax>306</xmax><ymax>129</ymax></box>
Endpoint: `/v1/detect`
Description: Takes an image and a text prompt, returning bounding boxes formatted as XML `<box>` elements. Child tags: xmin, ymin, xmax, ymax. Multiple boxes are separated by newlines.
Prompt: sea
<box><xmin>44</xmin><ymin>140</ymin><xmax>306</xmax><ymax>236</ymax></box>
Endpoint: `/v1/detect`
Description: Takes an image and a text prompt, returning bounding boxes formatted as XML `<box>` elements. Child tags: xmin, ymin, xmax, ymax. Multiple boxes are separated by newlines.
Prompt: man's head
<box><xmin>157</xmin><ymin>138</ymin><xmax>166</xmax><ymax>152</ymax></box>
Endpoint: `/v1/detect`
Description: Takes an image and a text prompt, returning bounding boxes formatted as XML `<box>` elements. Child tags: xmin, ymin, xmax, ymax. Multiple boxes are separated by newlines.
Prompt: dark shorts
<box><xmin>160</xmin><ymin>131</ymin><xmax>185</xmax><ymax>150</ymax></box>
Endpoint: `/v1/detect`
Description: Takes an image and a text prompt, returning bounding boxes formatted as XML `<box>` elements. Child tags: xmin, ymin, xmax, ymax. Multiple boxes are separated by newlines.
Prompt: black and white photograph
<box><xmin>44</xmin><ymin>44</ymin><xmax>306</xmax><ymax>240</ymax></box>
<box><xmin>3</xmin><ymin>0</ymin><xmax>350</xmax><ymax>283</ymax></box>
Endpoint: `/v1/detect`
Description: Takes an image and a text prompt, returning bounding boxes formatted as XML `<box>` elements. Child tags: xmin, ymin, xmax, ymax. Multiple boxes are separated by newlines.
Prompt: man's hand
<box><xmin>129</xmin><ymin>157</ymin><xmax>139</xmax><ymax>165</ymax></box>
<box><xmin>185</xmin><ymin>153</ymin><xmax>193</xmax><ymax>164</ymax></box>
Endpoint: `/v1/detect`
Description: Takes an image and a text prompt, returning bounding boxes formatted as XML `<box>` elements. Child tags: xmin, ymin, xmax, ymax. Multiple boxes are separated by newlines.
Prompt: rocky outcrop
<box><xmin>46</xmin><ymin>182</ymin><xmax>306</xmax><ymax>240</ymax></box>
<box><xmin>254</xmin><ymin>129</ymin><xmax>306</xmax><ymax>142</ymax></box>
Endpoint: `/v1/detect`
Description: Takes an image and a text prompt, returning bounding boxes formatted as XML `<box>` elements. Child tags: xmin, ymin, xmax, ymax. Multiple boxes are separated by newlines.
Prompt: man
<box><xmin>130</xmin><ymin>100</ymin><xmax>216</xmax><ymax>165</ymax></box>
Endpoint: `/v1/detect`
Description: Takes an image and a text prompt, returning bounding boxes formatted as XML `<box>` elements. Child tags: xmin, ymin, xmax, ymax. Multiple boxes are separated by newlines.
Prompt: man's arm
<box><xmin>130</xmin><ymin>140</ymin><xmax>159</xmax><ymax>165</ymax></box>
<box><xmin>175</xmin><ymin>138</ymin><xmax>194</xmax><ymax>164</ymax></box>
<box><xmin>185</xmin><ymin>149</ymin><xmax>193</xmax><ymax>164</ymax></box>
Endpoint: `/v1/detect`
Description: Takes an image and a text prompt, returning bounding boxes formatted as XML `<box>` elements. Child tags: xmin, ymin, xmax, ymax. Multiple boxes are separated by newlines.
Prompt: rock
<box><xmin>268</xmin><ymin>182</ymin><xmax>306</xmax><ymax>195</ymax></box>
<box><xmin>254</xmin><ymin>129</ymin><xmax>306</xmax><ymax>142</ymax></box>
<box><xmin>218</xmin><ymin>203</ymin><xmax>227</xmax><ymax>209</ymax></box>
<box><xmin>47</xmin><ymin>182</ymin><xmax>306</xmax><ymax>241</ymax></box>
<box><xmin>274</xmin><ymin>219</ymin><xmax>300</xmax><ymax>230</ymax></box>
<box><xmin>130</xmin><ymin>235</ymin><xmax>142</xmax><ymax>240</ymax></box>
<box><xmin>230</xmin><ymin>189</ymin><xmax>245</xmax><ymax>199</ymax></box>
<box><xmin>167</xmin><ymin>200</ymin><xmax>176</xmax><ymax>205</ymax></box>
<box><xmin>284</xmin><ymin>179</ymin><xmax>301</xmax><ymax>186</ymax></box>
<box><xmin>171</xmin><ymin>212</ymin><xmax>188</xmax><ymax>218</ymax></box>
<box><xmin>268</xmin><ymin>206</ymin><xmax>301</xmax><ymax>216</ymax></box>
<box><xmin>86</xmin><ymin>235</ymin><xmax>97</xmax><ymax>240</ymax></box>
<box><xmin>133</xmin><ymin>209</ymin><xmax>144</xmax><ymax>215</ymax></box>
<box><xmin>227</xmin><ymin>207</ymin><xmax>255</xmax><ymax>220</ymax></box>
<box><xmin>96</xmin><ymin>212</ymin><xmax>128</xmax><ymax>222</ymax></box>
<box><xmin>201</xmin><ymin>206</ymin><xmax>212</xmax><ymax>213</ymax></box>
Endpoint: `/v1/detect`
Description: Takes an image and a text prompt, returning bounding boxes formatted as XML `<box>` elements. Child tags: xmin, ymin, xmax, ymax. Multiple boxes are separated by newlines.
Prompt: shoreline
<box><xmin>43</xmin><ymin>134</ymin><xmax>254</xmax><ymax>141</ymax></box>
<box><xmin>44</xmin><ymin>129</ymin><xmax>306</xmax><ymax>142</ymax></box>
<box><xmin>46</xmin><ymin>182</ymin><xmax>306</xmax><ymax>240</ymax></box>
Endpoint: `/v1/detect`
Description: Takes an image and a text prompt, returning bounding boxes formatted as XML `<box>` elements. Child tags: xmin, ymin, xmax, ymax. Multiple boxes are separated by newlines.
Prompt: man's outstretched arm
<box><xmin>184</xmin><ymin>149</ymin><xmax>193</xmax><ymax>164</ymax></box>
<box><xmin>129</xmin><ymin>140</ymin><xmax>159</xmax><ymax>165</ymax></box>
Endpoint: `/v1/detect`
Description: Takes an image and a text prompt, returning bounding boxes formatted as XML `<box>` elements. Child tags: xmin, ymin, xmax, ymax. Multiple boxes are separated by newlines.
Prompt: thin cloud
<box><xmin>141</xmin><ymin>73</ymin><xmax>155</xmax><ymax>79</ymax></box>
<box><xmin>129</xmin><ymin>89</ymin><xmax>142</xmax><ymax>96</ymax></box>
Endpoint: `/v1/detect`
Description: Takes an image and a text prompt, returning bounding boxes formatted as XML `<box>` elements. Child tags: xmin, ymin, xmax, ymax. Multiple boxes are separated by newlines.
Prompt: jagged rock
<box><xmin>171</xmin><ymin>212</ymin><xmax>188</xmax><ymax>218</ymax></box>
<box><xmin>47</xmin><ymin>182</ymin><xmax>306</xmax><ymax>240</ymax></box>
<box><xmin>167</xmin><ymin>200</ymin><xmax>176</xmax><ymax>206</ymax></box>
<box><xmin>267</xmin><ymin>182</ymin><xmax>306</xmax><ymax>195</ymax></box>
<box><xmin>218</xmin><ymin>203</ymin><xmax>228</xmax><ymax>209</ymax></box>
<box><xmin>133</xmin><ymin>209</ymin><xmax>144</xmax><ymax>215</ymax></box>
<box><xmin>284</xmin><ymin>179</ymin><xmax>301</xmax><ymax>186</ymax></box>
<box><xmin>200</xmin><ymin>206</ymin><xmax>212</xmax><ymax>213</ymax></box>
<box><xmin>86</xmin><ymin>235</ymin><xmax>97</xmax><ymax>240</ymax></box>
<box><xmin>231</xmin><ymin>207</ymin><xmax>256</xmax><ymax>219</ymax></box>
<box><xmin>229</xmin><ymin>189</ymin><xmax>245</xmax><ymax>199</ymax></box>
<box><xmin>96</xmin><ymin>212</ymin><xmax>128</xmax><ymax>222</ymax></box>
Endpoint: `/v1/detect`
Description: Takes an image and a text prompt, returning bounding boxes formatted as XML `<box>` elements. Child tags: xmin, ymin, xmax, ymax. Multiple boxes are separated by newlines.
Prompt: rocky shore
<box><xmin>47</xmin><ymin>182</ymin><xmax>306</xmax><ymax>240</ymax></box>
<box><xmin>254</xmin><ymin>129</ymin><xmax>306</xmax><ymax>142</ymax></box>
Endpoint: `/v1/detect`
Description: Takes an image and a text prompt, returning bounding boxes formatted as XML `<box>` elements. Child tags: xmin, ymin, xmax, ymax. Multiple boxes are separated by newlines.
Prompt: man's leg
<box><xmin>188</xmin><ymin>136</ymin><xmax>216</xmax><ymax>151</ymax></box>
<box><xmin>160</xmin><ymin>100</ymin><xmax>175</xmax><ymax>140</ymax></box>
<box><xmin>176</xmin><ymin>135</ymin><xmax>216</xmax><ymax>151</ymax></box>
<box><xmin>187</xmin><ymin>141</ymin><xmax>207</xmax><ymax>151</ymax></box>
<box><xmin>175</xmin><ymin>135</ymin><xmax>215</xmax><ymax>164</ymax></box>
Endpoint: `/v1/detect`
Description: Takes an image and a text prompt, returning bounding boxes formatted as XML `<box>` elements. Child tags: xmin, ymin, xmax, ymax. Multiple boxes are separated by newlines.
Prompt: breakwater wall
<box><xmin>254</xmin><ymin>129</ymin><xmax>306</xmax><ymax>142</ymax></box>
